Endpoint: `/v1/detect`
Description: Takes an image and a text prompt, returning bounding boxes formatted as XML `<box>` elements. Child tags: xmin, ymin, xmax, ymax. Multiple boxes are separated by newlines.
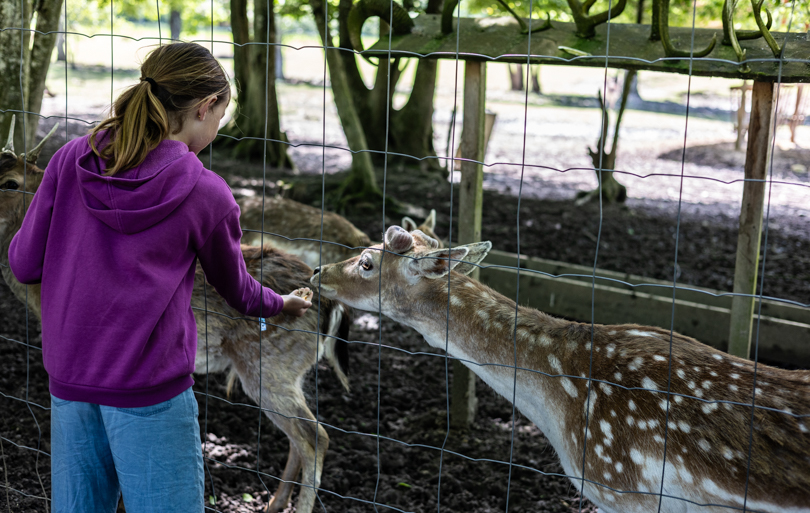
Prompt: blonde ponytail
<box><xmin>90</xmin><ymin>43</ymin><xmax>230</xmax><ymax>176</ymax></box>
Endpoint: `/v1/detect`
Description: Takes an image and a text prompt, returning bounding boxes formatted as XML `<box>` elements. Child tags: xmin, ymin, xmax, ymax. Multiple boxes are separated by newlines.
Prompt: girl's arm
<box><xmin>9</xmin><ymin>172</ymin><xmax>57</xmax><ymax>285</ymax></box>
<box><xmin>197</xmin><ymin>205</ymin><xmax>286</xmax><ymax>318</ymax></box>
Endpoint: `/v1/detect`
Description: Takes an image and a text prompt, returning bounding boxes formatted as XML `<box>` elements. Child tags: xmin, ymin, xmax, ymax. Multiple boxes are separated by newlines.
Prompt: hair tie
<box><xmin>141</xmin><ymin>77</ymin><xmax>157</xmax><ymax>88</ymax></box>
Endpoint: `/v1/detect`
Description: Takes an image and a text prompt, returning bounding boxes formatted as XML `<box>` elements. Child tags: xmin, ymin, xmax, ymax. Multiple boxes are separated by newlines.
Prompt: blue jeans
<box><xmin>50</xmin><ymin>387</ymin><xmax>204</xmax><ymax>513</ymax></box>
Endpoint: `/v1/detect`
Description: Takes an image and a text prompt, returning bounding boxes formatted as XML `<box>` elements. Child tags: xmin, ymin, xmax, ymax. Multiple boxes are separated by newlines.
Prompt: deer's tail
<box><xmin>323</xmin><ymin>302</ymin><xmax>350</xmax><ymax>392</ymax></box>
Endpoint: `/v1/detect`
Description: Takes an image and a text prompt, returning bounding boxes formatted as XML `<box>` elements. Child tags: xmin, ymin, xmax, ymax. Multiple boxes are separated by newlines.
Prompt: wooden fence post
<box><xmin>451</xmin><ymin>60</ymin><xmax>486</xmax><ymax>429</ymax></box>
<box><xmin>728</xmin><ymin>80</ymin><xmax>775</xmax><ymax>359</ymax></box>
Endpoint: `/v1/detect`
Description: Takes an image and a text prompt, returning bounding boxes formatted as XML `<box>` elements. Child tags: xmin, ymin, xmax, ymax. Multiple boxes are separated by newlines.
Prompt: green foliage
<box><xmin>65</xmin><ymin>0</ymin><xmax>230</xmax><ymax>36</ymax></box>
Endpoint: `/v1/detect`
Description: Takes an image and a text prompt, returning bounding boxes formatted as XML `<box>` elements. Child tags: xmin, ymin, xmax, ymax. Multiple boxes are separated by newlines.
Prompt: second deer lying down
<box><xmin>0</xmin><ymin>127</ymin><xmax>347</xmax><ymax>513</ymax></box>
<box><xmin>238</xmin><ymin>194</ymin><xmax>443</xmax><ymax>267</ymax></box>
<box><xmin>312</xmin><ymin>226</ymin><xmax>810</xmax><ymax>513</ymax></box>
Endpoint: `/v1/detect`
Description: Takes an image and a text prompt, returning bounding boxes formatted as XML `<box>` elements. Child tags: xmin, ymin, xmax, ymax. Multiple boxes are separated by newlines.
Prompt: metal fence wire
<box><xmin>1</xmin><ymin>0</ymin><xmax>809</xmax><ymax>512</ymax></box>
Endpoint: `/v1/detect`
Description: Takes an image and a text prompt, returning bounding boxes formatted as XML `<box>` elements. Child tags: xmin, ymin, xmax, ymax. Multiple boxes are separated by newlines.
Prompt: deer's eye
<box><xmin>1</xmin><ymin>180</ymin><xmax>19</xmax><ymax>190</ymax></box>
<box><xmin>360</xmin><ymin>256</ymin><xmax>373</xmax><ymax>272</ymax></box>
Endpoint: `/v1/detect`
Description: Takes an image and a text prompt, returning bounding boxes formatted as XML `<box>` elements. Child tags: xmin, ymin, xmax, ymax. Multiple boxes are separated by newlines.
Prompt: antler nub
<box><xmin>24</xmin><ymin>122</ymin><xmax>59</xmax><ymax>164</ymax></box>
<box><xmin>384</xmin><ymin>226</ymin><xmax>414</xmax><ymax>254</ymax></box>
<box><xmin>1</xmin><ymin>115</ymin><xmax>16</xmax><ymax>156</ymax></box>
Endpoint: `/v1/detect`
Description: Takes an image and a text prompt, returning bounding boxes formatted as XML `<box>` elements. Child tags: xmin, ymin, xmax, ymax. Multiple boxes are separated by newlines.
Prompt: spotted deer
<box><xmin>0</xmin><ymin>120</ymin><xmax>347</xmax><ymax>513</ymax></box>
<box><xmin>312</xmin><ymin>225</ymin><xmax>810</xmax><ymax>513</ymax></box>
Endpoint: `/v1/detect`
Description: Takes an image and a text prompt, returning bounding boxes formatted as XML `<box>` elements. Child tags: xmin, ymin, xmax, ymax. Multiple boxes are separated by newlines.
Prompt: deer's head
<box><xmin>0</xmin><ymin>116</ymin><xmax>58</xmax><ymax>242</ymax></box>
<box><xmin>311</xmin><ymin>225</ymin><xmax>490</xmax><ymax>317</ymax></box>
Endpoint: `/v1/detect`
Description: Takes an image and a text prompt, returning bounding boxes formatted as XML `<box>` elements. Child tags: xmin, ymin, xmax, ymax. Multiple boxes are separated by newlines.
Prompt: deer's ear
<box><xmin>423</xmin><ymin>209</ymin><xmax>436</xmax><ymax>230</ymax></box>
<box><xmin>401</xmin><ymin>216</ymin><xmax>417</xmax><ymax>233</ymax></box>
<box><xmin>385</xmin><ymin>225</ymin><xmax>413</xmax><ymax>254</ymax></box>
<box><xmin>409</xmin><ymin>247</ymin><xmax>470</xmax><ymax>279</ymax></box>
<box><xmin>452</xmin><ymin>241</ymin><xmax>492</xmax><ymax>276</ymax></box>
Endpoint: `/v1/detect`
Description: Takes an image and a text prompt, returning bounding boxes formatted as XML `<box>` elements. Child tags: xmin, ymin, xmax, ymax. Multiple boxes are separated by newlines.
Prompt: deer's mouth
<box><xmin>309</xmin><ymin>275</ymin><xmax>337</xmax><ymax>298</ymax></box>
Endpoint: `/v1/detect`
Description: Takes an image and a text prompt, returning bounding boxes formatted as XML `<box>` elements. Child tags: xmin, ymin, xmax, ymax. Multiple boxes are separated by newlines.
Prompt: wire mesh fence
<box><xmin>1</xmin><ymin>0</ymin><xmax>810</xmax><ymax>512</ymax></box>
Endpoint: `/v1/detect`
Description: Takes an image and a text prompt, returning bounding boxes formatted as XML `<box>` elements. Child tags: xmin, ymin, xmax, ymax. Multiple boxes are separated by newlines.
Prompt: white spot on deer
<box><xmin>702</xmin><ymin>402</ymin><xmax>719</xmax><ymax>414</ymax></box>
<box><xmin>630</xmin><ymin>448</ymin><xmax>644</xmax><ymax>464</ymax></box>
<box><xmin>450</xmin><ymin>295</ymin><xmax>463</xmax><ymax>307</ymax></box>
<box><xmin>561</xmin><ymin>377</ymin><xmax>578</xmax><ymax>398</ymax></box>
<box><xmin>614</xmin><ymin>372</ymin><xmax>622</xmax><ymax>382</ymax></box>
<box><xmin>626</xmin><ymin>416</ymin><xmax>635</xmax><ymax>426</ymax></box>
<box><xmin>629</xmin><ymin>357</ymin><xmax>644</xmax><ymax>371</ymax></box>
<box><xmin>615</xmin><ymin>462</ymin><xmax>623</xmax><ymax>473</ymax></box>
<box><xmin>637</xmin><ymin>420</ymin><xmax>648</xmax><ymax>430</ymax></box>
<box><xmin>694</xmin><ymin>389</ymin><xmax>704</xmax><ymax>398</ymax></box>
<box><xmin>730</xmin><ymin>373</ymin><xmax>740</xmax><ymax>379</ymax></box>
<box><xmin>628</xmin><ymin>330</ymin><xmax>657</xmax><ymax>338</ymax></box>
<box><xmin>610</xmin><ymin>410</ymin><xmax>617</xmax><ymax>417</ymax></box>
<box><xmin>698</xmin><ymin>439</ymin><xmax>711</xmax><ymax>452</ymax></box>
<box><xmin>647</xmin><ymin>419</ymin><xmax>659</xmax><ymax>429</ymax></box>
<box><xmin>548</xmin><ymin>354</ymin><xmax>563</xmax><ymax>373</ymax></box>
<box><xmin>676</xmin><ymin>455</ymin><xmax>684</xmax><ymax>464</ymax></box>
<box><xmin>653</xmin><ymin>434</ymin><xmax>664</xmax><ymax>443</ymax></box>
<box><xmin>693</xmin><ymin>366</ymin><xmax>701</xmax><ymax>372</ymax></box>
<box><xmin>538</xmin><ymin>335</ymin><xmax>552</xmax><ymax>346</ymax></box>
<box><xmin>599</xmin><ymin>382</ymin><xmax>613</xmax><ymax>396</ymax></box>
<box><xmin>729</xmin><ymin>384</ymin><xmax>739</xmax><ymax>392</ymax></box>
<box><xmin>653</xmin><ymin>355</ymin><xmax>667</xmax><ymax>362</ymax></box>
<box><xmin>799</xmin><ymin>424</ymin><xmax>808</xmax><ymax>434</ymax></box>
<box><xmin>628</xmin><ymin>400</ymin><xmax>637</xmax><ymax>411</ymax></box>
<box><xmin>732</xmin><ymin>362</ymin><xmax>744</xmax><ymax>368</ymax></box>
<box><xmin>608</xmin><ymin>330</ymin><xmax>617</xmax><ymax>335</ymax></box>
<box><xmin>687</xmin><ymin>381</ymin><xmax>696</xmax><ymax>390</ymax></box>
<box><xmin>464</xmin><ymin>281</ymin><xmax>477</xmax><ymax>289</ymax></box>
<box><xmin>659</xmin><ymin>400</ymin><xmax>669</xmax><ymax>411</ymax></box>
<box><xmin>676</xmin><ymin>369</ymin><xmax>685</xmax><ymax>379</ymax></box>
<box><xmin>674</xmin><ymin>395</ymin><xmax>683</xmax><ymax>404</ymax></box>
<box><xmin>710</xmin><ymin>371</ymin><xmax>718</xmax><ymax>377</ymax></box>
<box><xmin>605</xmin><ymin>343</ymin><xmax>616</xmax><ymax>356</ymax></box>
<box><xmin>724</xmin><ymin>402</ymin><xmax>733</xmax><ymax>411</ymax></box>
<box><xmin>677</xmin><ymin>421</ymin><xmax>691</xmax><ymax>433</ymax></box>
<box><xmin>702</xmin><ymin>381</ymin><xmax>712</xmax><ymax>389</ymax></box>
<box><xmin>641</xmin><ymin>377</ymin><xmax>658</xmax><ymax>392</ymax></box>
<box><xmin>478</xmin><ymin>310</ymin><xmax>489</xmax><ymax>323</ymax></box>
<box><xmin>600</xmin><ymin>420</ymin><xmax>614</xmax><ymax>446</ymax></box>
<box><xmin>722</xmin><ymin>446</ymin><xmax>734</xmax><ymax>460</ymax></box>
<box><xmin>712</xmin><ymin>354</ymin><xmax>723</xmax><ymax>360</ymax></box>
<box><xmin>603</xmin><ymin>471</ymin><xmax>612</xmax><ymax>481</ymax></box>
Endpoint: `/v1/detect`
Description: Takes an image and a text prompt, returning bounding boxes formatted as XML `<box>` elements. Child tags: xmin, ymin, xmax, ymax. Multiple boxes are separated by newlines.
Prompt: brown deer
<box><xmin>238</xmin><ymin>196</ymin><xmax>442</xmax><ymax>267</ymax></box>
<box><xmin>237</xmin><ymin>195</ymin><xmax>371</xmax><ymax>268</ymax></box>
<box><xmin>311</xmin><ymin>225</ymin><xmax>810</xmax><ymax>513</ymax></box>
<box><xmin>0</xmin><ymin>120</ymin><xmax>347</xmax><ymax>513</ymax></box>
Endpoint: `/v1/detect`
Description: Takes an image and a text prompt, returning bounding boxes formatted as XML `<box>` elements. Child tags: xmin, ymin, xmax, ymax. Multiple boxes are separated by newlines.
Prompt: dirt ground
<box><xmin>2</xmin><ymin>71</ymin><xmax>810</xmax><ymax>512</ymax></box>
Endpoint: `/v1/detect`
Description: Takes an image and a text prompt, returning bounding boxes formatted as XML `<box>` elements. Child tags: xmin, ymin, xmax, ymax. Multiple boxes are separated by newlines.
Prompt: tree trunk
<box><xmin>530</xmin><ymin>65</ymin><xmax>541</xmax><ymax>94</ymax></box>
<box><xmin>0</xmin><ymin>0</ymin><xmax>62</xmax><ymax>152</ymax></box>
<box><xmin>224</xmin><ymin>0</ymin><xmax>292</xmax><ymax>168</ymax></box>
<box><xmin>310</xmin><ymin>0</ymin><xmax>379</xmax><ymax>205</ymax></box>
<box><xmin>170</xmin><ymin>9</ymin><xmax>182</xmax><ymax>41</ymax></box>
<box><xmin>56</xmin><ymin>12</ymin><xmax>66</xmax><ymax>61</ymax></box>
<box><xmin>333</xmin><ymin>0</ymin><xmax>443</xmax><ymax>176</ymax></box>
<box><xmin>508</xmin><ymin>64</ymin><xmax>524</xmax><ymax>91</ymax></box>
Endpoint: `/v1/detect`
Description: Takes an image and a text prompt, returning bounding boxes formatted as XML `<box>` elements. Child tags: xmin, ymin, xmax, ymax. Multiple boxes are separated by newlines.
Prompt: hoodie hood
<box><xmin>77</xmin><ymin>135</ymin><xmax>203</xmax><ymax>234</ymax></box>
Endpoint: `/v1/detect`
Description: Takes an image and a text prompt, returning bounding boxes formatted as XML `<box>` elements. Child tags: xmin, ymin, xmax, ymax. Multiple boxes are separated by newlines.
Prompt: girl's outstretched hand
<box><xmin>282</xmin><ymin>288</ymin><xmax>313</xmax><ymax>317</ymax></box>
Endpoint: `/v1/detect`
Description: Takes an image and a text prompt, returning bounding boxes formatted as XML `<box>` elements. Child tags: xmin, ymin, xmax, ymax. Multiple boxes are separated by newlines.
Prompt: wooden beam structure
<box><xmin>728</xmin><ymin>81</ymin><xmax>776</xmax><ymax>359</ymax></box>
<box><xmin>451</xmin><ymin>60</ymin><xmax>486</xmax><ymax>430</ymax></box>
<box><xmin>365</xmin><ymin>17</ymin><xmax>810</xmax><ymax>82</ymax></box>
<box><xmin>479</xmin><ymin>250</ymin><xmax>810</xmax><ymax>367</ymax></box>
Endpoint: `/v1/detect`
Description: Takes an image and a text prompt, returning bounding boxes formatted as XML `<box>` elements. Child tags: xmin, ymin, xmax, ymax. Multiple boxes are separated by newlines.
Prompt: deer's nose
<box><xmin>312</xmin><ymin>267</ymin><xmax>320</xmax><ymax>275</ymax></box>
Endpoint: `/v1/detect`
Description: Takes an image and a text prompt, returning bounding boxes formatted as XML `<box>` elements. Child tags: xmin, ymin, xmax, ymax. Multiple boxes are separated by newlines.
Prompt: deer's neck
<box><xmin>389</xmin><ymin>272</ymin><xmax>577</xmax><ymax>435</ymax></box>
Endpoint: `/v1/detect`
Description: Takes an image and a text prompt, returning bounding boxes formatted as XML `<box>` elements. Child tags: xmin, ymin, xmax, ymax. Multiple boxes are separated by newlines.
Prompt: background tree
<box><xmin>0</xmin><ymin>0</ymin><xmax>63</xmax><ymax>152</ymax></box>
<box><xmin>220</xmin><ymin>0</ymin><xmax>293</xmax><ymax>168</ymax></box>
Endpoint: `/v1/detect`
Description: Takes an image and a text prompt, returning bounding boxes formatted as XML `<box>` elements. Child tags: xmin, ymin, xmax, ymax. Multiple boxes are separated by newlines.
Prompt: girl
<box><xmin>8</xmin><ymin>42</ymin><xmax>311</xmax><ymax>512</ymax></box>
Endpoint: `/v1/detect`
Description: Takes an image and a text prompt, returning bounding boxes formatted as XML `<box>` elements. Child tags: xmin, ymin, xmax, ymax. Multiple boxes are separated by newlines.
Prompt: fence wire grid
<box><xmin>1</xmin><ymin>0</ymin><xmax>809</xmax><ymax>512</ymax></box>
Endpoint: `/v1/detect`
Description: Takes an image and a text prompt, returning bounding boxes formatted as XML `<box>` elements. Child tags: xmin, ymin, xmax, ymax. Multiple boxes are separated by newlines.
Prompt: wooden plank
<box><xmin>481</xmin><ymin>249</ymin><xmax>810</xmax><ymax>325</ymax></box>
<box><xmin>478</xmin><ymin>265</ymin><xmax>810</xmax><ymax>367</ymax></box>
<box><xmin>728</xmin><ymin>81</ymin><xmax>775</xmax><ymax>359</ymax></box>
<box><xmin>451</xmin><ymin>61</ymin><xmax>486</xmax><ymax>430</ymax></box>
<box><xmin>365</xmin><ymin>16</ymin><xmax>810</xmax><ymax>83</ymax></box>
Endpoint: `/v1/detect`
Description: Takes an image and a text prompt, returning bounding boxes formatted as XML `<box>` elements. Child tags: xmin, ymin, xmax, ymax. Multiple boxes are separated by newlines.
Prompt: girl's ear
<box><xmin>197</xmin><ymin>96</ymin><xmax>218</xmax><ymax>121</ymax></box>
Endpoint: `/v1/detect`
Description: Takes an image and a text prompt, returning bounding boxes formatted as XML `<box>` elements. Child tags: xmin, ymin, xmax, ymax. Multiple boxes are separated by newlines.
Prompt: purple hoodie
<box><xmin>9</xmin><ymin>135</ymin><xmax>283</xmax><ymax>408</ymax></box>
